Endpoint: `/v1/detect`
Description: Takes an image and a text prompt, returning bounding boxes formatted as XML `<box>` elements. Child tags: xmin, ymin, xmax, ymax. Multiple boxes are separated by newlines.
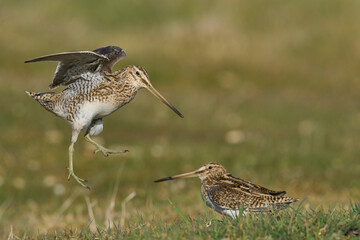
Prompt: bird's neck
<box><xmin>105</xmin><ymin>69</ymin><xmax>126</xmax><ymax>80</ymax></box>
<box><xmin>105</xmin><ymin>71</ymin><xmax>140</xmax><ymax>91</ymax></box>
<box><xmin>201</xmin><ymin>177</ymin><xmax>217</xmax><ymax>188</ymax></box>
<box><xmin>201</xmin><ymin>173</ymin><xmax>228</xmax><ymax>188</ymax></box>
<box><xmin>102</xmin><ymin>71</ymin><xmax>140</xmax><ymax>105</ymax></box>
<box><xmin>118</xmin><ymin>80</ymin><xmax>139</xmax><ymax>103</ymax></box>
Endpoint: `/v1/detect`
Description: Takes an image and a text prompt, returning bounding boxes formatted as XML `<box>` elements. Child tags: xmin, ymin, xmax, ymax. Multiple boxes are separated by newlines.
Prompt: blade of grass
<box><xmin>167</xmin><ymin>198</ymin><xmax>192</xmax><ymax>227</ymax></box>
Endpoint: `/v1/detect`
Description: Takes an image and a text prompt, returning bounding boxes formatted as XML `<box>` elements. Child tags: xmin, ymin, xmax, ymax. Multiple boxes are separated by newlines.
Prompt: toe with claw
<box><xmin>94</xmin><ymin>146</ymin><xmax>129</xmax><ymax>157</ymax></box>
<box><xmin>67</xmin><ymin>168</ymin><xmax>90</xmax><ymax>190</ymax></box>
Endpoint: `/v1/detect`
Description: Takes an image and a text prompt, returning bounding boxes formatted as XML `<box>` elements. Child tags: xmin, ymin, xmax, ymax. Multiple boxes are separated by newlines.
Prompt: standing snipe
<box><xmin>26</xmin><ymin>46</ymin><xmax>183</xmax><ymax>189</ymax></box>
<box><xmin>155</xmin><ymin>163</ymin><xmax>298</xmax><ymax>218</ymax></box>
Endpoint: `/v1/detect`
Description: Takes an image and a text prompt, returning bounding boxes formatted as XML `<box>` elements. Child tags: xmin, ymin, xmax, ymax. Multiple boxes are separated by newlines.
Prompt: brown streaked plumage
<box><xmin>25</xmin><ymin>46</ymin><xmax>183</xmax><ymax>189</ymax></box>
<box><xmin>155</xmin><ymin>163</ymin><xmax>298</xmax><ymax>219</ymax></box>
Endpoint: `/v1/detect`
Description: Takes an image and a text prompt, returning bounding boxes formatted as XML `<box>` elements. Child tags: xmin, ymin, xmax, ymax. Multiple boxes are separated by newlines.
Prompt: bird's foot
<box><xmin>94</xmin><ymin>146</ymin><xmax>129</xmax><ymax>157</ymax></box>
<box><xmin>84</xmin><ymin>135</ymin><xmax>128</xmax><ymax>157</ymax></box>
<box><xmin>67</xmin><ymin>169</ymin><xmax>90</xmax><ymax>190</ymax></box>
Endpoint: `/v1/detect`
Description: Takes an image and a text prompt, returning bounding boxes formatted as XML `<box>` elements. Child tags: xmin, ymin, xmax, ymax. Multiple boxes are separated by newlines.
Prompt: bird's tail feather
<box><xmin>25</xmin><ymin>91</ymin><xmax>36</xmax><ymax>97</ymax></box>
<box><xmin>26</xmin><ymin>91</ymin><xmax>58</xmax><ymax>112</ymax></box>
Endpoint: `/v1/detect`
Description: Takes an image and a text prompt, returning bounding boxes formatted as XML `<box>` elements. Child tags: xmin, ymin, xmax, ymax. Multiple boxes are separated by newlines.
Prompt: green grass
<box><xmin>1</xmin><ymin>0</ymin><xmax>360</xmax><ymax>238</ymax></box>
<box><xmin>9</xmin><ymin>202</ymin><xmax>359</xmax><ymax>239</ymax></box>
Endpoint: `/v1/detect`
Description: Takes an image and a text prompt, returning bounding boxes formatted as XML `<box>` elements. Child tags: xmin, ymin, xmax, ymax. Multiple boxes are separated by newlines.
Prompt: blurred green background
<box><xmin>1</xmin><ymin>0</ymin><xmax>360</xmax><ymax>236</ymax></box>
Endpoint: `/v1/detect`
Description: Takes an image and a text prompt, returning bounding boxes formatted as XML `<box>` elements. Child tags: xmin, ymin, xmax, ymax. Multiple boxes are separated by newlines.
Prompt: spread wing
<box><xmin>25</xmin><ymin>46</ymin><xmax>126</xmax><ymax>89</ymax></box>
<box><xmin>207</xmin><ymin>184</ymin><xmax>296</xmax><ymax>214</ymax></box>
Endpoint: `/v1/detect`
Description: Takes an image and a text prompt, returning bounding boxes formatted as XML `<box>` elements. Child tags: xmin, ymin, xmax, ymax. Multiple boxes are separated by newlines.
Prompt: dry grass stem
<box><xmin>105</xmin><ymin>166</ymin><xmax>124</xmax><ymax>229</ymax></box>
<box><xmin>85</xmin><ymin>196</ymin><xmax>97</xmax><ymax>232</ymax></box>
<box><xmin>55</xmin><ymin>192</ymin><xmax>80</xmax><ymax>218</ymax></box>
<box><xmin>7</xmin><ymin>226</ymin><xmax>14</xmax><ymax>240</ymax></box>
<box><xmin>121</xmin><ymin>192</ymin><xmax>136</xmax><ymax>228</ymax></box>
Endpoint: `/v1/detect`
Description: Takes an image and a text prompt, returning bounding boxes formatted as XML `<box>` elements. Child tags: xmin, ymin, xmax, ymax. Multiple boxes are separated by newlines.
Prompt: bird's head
<box><xmin>154</xmin><ymin>163</ymin><xmax>228</xmax><ymax>183</ymax></box>
<box><xmin>121</xmin><ymin>65</ymin><xmax>183</xmax><ymax>118</ymax></box>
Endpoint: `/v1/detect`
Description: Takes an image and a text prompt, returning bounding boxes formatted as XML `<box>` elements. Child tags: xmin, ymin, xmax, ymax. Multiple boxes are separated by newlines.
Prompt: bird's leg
<box><xmin>67</xmin><ymin>129</ymin><xmax>90</xmax><ymax>190</ymax></box>
<box><xmin>84</xmin><ymin>134</ymin><xmax>129</xmax><ymax>157</ymax></box>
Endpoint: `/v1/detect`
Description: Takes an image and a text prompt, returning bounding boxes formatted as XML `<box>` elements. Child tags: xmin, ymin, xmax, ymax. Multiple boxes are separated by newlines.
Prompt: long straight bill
<box><xmin>147</xmin><ymin>86</ymin><xmax>184</xmax><ymax>118</ymax></box>
<box><xmin>154</xmin><ymin>170</ymin><xmax>200</xmax><ymax>183</ymax></box>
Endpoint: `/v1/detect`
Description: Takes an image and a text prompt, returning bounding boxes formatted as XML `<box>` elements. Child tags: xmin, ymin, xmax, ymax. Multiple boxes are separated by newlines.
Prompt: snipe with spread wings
<box><xmin>26</xmin><ymin>46</ymin><xmax>183</xmax><ymax>189</ymax></box>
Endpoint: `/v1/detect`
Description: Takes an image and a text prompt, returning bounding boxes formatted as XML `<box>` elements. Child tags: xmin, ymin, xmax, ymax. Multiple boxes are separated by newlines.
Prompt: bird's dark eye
<box><xmin>136</xmin><ymin>71</ymin><xmax>140</xmax><ymax>76</ymax></box>
<box><xmin>208</xmin><ymin>166</ymin><xmax>213</xmax><ymax>169</ymax></box>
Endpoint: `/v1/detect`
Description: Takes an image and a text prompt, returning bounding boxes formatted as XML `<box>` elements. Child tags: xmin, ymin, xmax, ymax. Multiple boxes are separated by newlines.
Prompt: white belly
<box><xmin>222</xmin><ymin>209</ymin><xmax>245</xmax><ymax>219</ymax></box>
<box><xmin>73</xmin><ymin>101</ymin><xmax>116</xmax><ymax>129</ymax></box>
<box><xmin>82</xmin><ymin>101</ymin><xmax>116</xmax><ymax>118</ymax></box>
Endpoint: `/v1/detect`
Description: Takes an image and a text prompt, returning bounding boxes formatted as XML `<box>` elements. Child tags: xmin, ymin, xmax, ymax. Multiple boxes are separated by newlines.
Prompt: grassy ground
<box><xmin>9</xmin><ymin>202</ymin><xmax>359</xmax><ymax>239</ymax></box>
<box><xmin>1</xmin><ymin>0</ymin><xmax>360</xmax><ymax>238</ymax></box>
